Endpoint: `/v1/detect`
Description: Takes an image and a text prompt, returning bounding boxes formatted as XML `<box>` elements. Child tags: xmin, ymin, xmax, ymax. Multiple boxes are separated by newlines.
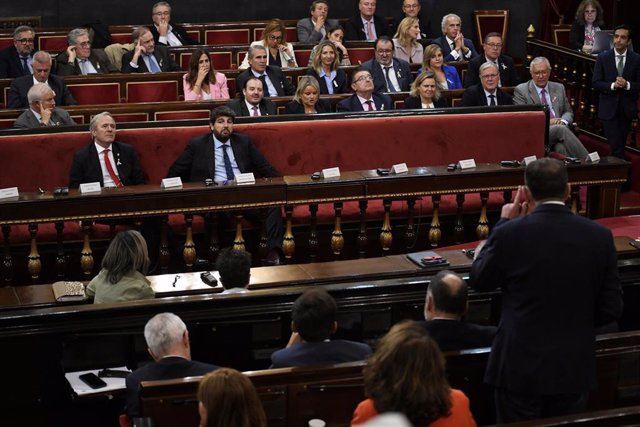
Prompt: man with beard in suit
<box><xmin>227</xmin><ymin>77</ymin><xmax>276</xmax><ymax>117</ymax></box>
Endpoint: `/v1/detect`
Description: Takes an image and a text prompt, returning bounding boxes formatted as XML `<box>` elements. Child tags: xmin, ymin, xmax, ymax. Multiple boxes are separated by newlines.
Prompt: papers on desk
<box><xmin>66</xmin><ymin>367</ymin><xmax>130</xmax><ymax>396</ymax></box>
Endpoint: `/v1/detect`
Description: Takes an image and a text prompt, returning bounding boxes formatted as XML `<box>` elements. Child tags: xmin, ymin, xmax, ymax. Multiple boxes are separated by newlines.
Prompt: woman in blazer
<box><xmin>393</xmin><ymin>17</ymin><xmax>423</xmax><ymax>64</ymax></box>
<box><xmin>403</xmin><ymin>71</ymin><xmax>449</xmax><ymax>109</ymax></box>
<box><xmin>183</xmin><ymin>49</ymin><xmax>229</xmax><ymax>100</ymax></box>
<box><xmin>305</xmin><ymin>40</ymin><xmax>348</xmax><ymax>95</ymax></box>
<box><xmin>285</xmin><ymin>75</ymin><xmax>331</xmax><ymax>114</ymax></box>
<box><xmin>570</xmin><ymin>0</ymin><xmax>606</xmax><ymax>52</ymax></box>
<box><xmin>239</xmin><ymin>19</ymin><xmax>298</xmax><ymax>69</ymax></box>
<box><xmin>420</xmin><ymin>44</ymin><xmax>462</xmax><ymax>90</ymax></box>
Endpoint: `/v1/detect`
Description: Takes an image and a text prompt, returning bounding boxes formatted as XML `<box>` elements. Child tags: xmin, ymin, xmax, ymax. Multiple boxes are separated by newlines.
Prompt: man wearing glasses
<box><xmin>360</xmin><ymin>36</ymin><xmax>412</xmax><ymax>92</ymax></box>
<box><xmin>461</xmin><ymin>62</ymin><xmax>513</xmax><ymax>106</ymax></box>
<box><xmin>337</xmin><ymin>69</ymin><xmax>393</xmax><ymax>111</ymax></box>
<box><xmin>464</xmin><ymin>32</ymin><xmax>518</xmax><ymax>88</ymax></box>
<box><xmin>392</xmin><ymin>0</ymin><xmax>430</xmax><ymax>39</ymax></box>
<box><xmin>149</xmin><ymin>1</ymin><xmax>198</xmax><ymax>46</ymax></box>
<box><xmin>0</xmin><ymin>25</ymin><xmax>36</xmax><ymax>79</ymax></box>
<box><xmin>56</xmin><ymin>28</ymin><xmax>118</xmax><ymax>76</ymax></box>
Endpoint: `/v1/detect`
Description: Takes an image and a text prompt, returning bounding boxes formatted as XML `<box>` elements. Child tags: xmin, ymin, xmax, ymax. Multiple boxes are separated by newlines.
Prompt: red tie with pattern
<box><xmin>104</xmin><ymin>149</ymin><xmax>123</xmax><ymax>187</ymax></box>
<box><xmin>365</xmin><ymin>100</ymin><xmax>374</xmax><ymax>111</ymax></box>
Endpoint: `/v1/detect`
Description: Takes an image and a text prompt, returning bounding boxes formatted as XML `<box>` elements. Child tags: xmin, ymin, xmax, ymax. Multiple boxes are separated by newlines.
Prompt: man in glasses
<box><xmin>392</xmin><ymin>0</ymin><xmax>430</xmax><ymax>39</ymax></box>
<box><xmin>337</xmin><ymin>69</ymin><xmax>393</xmax><ymax>111</ymax></box>
<box><xmin>360</xmin><ymin>36</ymin><xmax>412</xmax><ymax>93</ymax></box>
<box><xmin>149</xmin><ymin>1</ymin><xmax>198</xmax><ymax>46</ymax></box>
<box><xmin>464</xmin><ymin>32</ymin><xmax>518</xmax><ymax>88</ymax></box>
<box><xmin>122</xmin><ymin>26</ymin><xmax>181</xmax><ymax>73</ymax></box>
<box><xmin>0</xmin><ymin>25</ymin><xmax>36</xmax><ymax>79</ymax></box>
<box><xmin>235</xmin><ymin>45</ymin><xmax>295</xmax><ymax>97</ymax></box>
<box><xmin>461</xmin><ymin>62</ymin><xmax>512</xmax><ymax>106</ymax></box>
<box><xmin>56</xmin><ymin>28</ymin><xmax>117</xmax><ymax>76</ymax></box>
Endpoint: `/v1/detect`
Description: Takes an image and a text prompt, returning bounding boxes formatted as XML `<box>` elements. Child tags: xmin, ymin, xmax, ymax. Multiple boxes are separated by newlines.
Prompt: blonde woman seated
<box><xmin>393</xmin><ymin>17</ymin><xmax>423</xmax><ymax>64</ymax></box>
<box><xmin>183</xmin><ymin>49</ymin><xmax>229</xmax><ymax>101</ymax></box>
<box><xmin>239</xmin><ymin>19</ymin><xmax>298</xmax><ymax>70</ymax></box>
<box><xmin>420</xmin><ymin>44</ymin><xmax>462</xmax><ymax>90</ymax></box>
<box><xmin>285</xmin><ymin>75</ymin><xmax>331</xmax><ymax>114</ymax></box>
<box><xmin>307</xmin><ymin>25</ymin><xmax>351</xmax><ymax>67</ymax></box>
<box><xmin>305</xmin><ymin>40</ymin><xmax>348</xmax><ymax>94</ymax></box>
<box><xmin>403</xmin><ymin>71</ymin><xmax>449</xmax><ymax>109</ymax></box>
<box><xmin>198</xmin><ymin>368</ymin><xmax>267</xmax><ymax>427</ymax></box>
<box><xmin>86</xmin><ymin>230</ymin><xmax>154</xmax><ymax>304</ymax></box>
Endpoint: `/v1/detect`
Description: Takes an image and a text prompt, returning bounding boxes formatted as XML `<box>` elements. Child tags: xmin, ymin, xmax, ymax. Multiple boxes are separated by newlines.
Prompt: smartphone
<box><xmin>79</xmin><ymin>372</ymin><xmax>108</xmax><ymax>389</ymax></box>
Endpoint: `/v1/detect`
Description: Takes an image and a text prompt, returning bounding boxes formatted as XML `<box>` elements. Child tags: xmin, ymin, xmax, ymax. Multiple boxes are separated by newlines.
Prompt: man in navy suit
<box><xmin>227</xmin><ymin>77</ymin><xmax>277</xmax><ymax>117</ymax></box>
<box><xmin>432</xmin><ymin>13</ymin><xmax>478</xmax><ymax>62</ymax></box>
<box><xmin>270</xmin><ymin>288</ymin><xmax>372</xmax><ymax>368</ymax></box>
<box><xmin>235</xmin><ymin>45</ymin><xmax>296</xmax><ymax>98</ymax></box>
<box><xmin>149</xmin><ymin>1</ymin><xmax>199</xmax><ymax>46</ymax></box>
<box><xmin>461</xmin><ymin>62</ymin><xmax>512</xmax><ymax>107</ymax></box>
<box><xmin>344</xmin><ymin>0</ymin><xmax>389</xmax><ymax>41</ymax></box>
<box><xmin>360</xmin><ymin>37</ymin><xmax>412</xmax><ymax>93</ymax></box>
<box><xmin>337</xmin><ymin>69</ymin><xmax>393</xmax><ymax>112</ymax></box>
<box><xmin>593</xmin><ymin>24</ymin><xmax>640</xmax><ymax>159</ymax></box>
<box><xmin>121</xmin><ymin>27</ymin><xmax>181</xmax><ymax>73</ymax></box>
<box><xmin>470</xmin><ymin>158</ymin><xmax>623</xmax><ymax>423</ymax></box>
<box><xmin>0</xmin><ymin>25</ymin><xmax>35</xmax><ymax>79</ymax></box>
<box><xmin>464</xmin><ymin>32</ymin><xmax>518</xmax><ymax>88</ymax></box>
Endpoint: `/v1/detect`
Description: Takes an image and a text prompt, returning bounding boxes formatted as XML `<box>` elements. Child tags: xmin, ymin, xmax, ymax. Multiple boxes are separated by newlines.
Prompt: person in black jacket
<box><xmin>464</xmin><ymin>32</ymin><xmax>518</xmax><ymax>88</ymax></box>
<box><xmin>285</xmin><ymin>75</ymin><xmax>331</xmax><ymax>114</ymax></box>
<box><xmin>149</xmin><ymin>1</ymin><xmax>198</xmax><ymax>46</ymax></box>
<box><xmin>403</xmin><ymin>71</ymin><xmax>449</xmax><ymax>109</ymax></box>
<box><xmin>570</xmin><ymin>0</ymin><xmax>606</xmax><ymax>51</ymax></box>
<box><xmin>344</xmin><ymin>0</ymin><xmax>389</xmax><ymax>41</ymax></box>
<box><xmin>461</xmin><ymin>62</ymin><xmax>513</xmax><ymax>107</ymax></box>
<box><xmin>0</xmin><ymin>25</ymin><xmax>35</xmax><ymax>79</ymax></box>
<box><xmin>305</xmin><ymin>40</ymin><xmax>348</xmax><ymax>94</ymax></box>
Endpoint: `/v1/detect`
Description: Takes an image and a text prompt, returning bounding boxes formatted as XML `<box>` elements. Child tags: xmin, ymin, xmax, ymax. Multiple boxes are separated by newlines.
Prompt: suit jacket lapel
<box><xmin>154</xmin><ymin>51</ymin><xmax>164</xmax><ymax>71</ymax></box>
<box><xmin>266</xmin><ymin>68</ymin><xmax>283</xmax><ymax>95</ymax></box>
<box><xmin>88</xmin><ymin>143</ymin><xmax>105</xmax><ymax>185</ymax></box>
<box><xmin>229</xmin><ymin>136</ymin><xmax>247</xmax><ymax>173</ymax></box>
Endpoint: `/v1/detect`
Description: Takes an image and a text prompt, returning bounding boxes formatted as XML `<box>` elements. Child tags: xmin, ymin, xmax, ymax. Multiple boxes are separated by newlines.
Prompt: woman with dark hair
<box><xmin>404</xmin><ymin>71</ymin><xmax>449</xmax><ymax>109</ymax></box>
<box><xmin>197</xmin><ymin>368</ymin><xmax>267</xmax><ymax>427</ymax></box>
<box><xmin>308</xmin><ymin>25</ymin><xmax>351</xmax><ymax>67</ymax></box>
<box><xmin>570</xmin><ymin>0</ymin><xmax>606</xmax><ymax>52</ymax></box>
<box><xmin>420</xmin><ymin>44</ymin><xmax>462</xmax><ymax>90</ymax></box>
<box><xmin>240</xmin><ymin>18</ymin><xmax>298</xmax><ymax>69</ymax></box>
<box><xmin>306</xmin><ymin>40</ymin><xmax>348</xmax><ymax>94</ymax></box>
<box><xmin>285</xmin><ymin>75</ymin><xmax>330</xmax><ymax>114</ymax></box>
<box><xmin>86</xmin><ymin>230</ymin><xmax>154</xmax><ymax>304</ymax></box>
<box><xmin>393</xmin><ymin>17</ymin><xmax>423</xmax><ymax>64</ymax></box>
<box><xmin>183</xmin><ymin>49</ymin><xmax>229</xmax><ymax>100</ymax></box>
<box><xmin>351</xmin><ymin>321</ymin><xmax>476</xmax><ymax>426</ymax></box>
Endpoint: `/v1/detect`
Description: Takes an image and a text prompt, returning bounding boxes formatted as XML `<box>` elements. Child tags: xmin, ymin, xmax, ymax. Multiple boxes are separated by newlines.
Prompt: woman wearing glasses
<box><xmin>570</xmin><ymin>0</ymin><xmax>606</xmax><ymax>52</ymax></box>
<box><xmin>240</xmin><ymin>19</ymin><xmax>298</xmax><ymax>69</ymax></box>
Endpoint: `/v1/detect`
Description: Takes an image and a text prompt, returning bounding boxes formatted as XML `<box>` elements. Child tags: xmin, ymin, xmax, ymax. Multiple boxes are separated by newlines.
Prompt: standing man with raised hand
<box><xmin>297</xmin><ymin>0</ymin><xmax>339</xmax><ymax>43</ymax></box>
<box><xmin>149</xmin><ymin>1</ymin><xmax>198</xmax><ymax>46</ymax></box>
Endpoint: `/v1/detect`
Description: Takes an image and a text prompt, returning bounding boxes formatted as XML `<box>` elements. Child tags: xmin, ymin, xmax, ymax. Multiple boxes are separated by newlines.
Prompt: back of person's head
<box><xmin>216</xmin><ymin>247</ymin><xmax>251</xmax><ymax>290</ymax></box>
<box><xmin>197</xmin><ymin>368</ymin><xmax>267</xmax><ymax>427</ymax></box>
<box><xmin>427</xmin><ymin>270</ymin><xmax>468</xmax><ymax>317</ymax></box>
<box><xmin>363</xmin><ymin>320</ymin><xmax>452</xmax><ymax>425</ymax></box>
<box><xmin>291</xmin><ymin>288</ymin><xmax>337</xmax><ymax>342</ymax></box>
<box><xmin>525</xmin><ymin>158</ymin><xmax>568</xmax><ymax>201</ymax></box>
<box><xmin>144</xmin><ymin>312</ymin><xmax>187</xmax><ymax>359</ymax></box>
<box><xmin>101</xmin><ymin>230</ymin><xmax>149</xmax><ymax>284</ymax></box>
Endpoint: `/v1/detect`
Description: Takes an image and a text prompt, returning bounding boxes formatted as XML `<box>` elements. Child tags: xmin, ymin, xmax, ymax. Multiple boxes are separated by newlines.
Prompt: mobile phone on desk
<box><xmin>79</xmin><ymin>372</ymin><xmax>107</xmax><ymax>389</ymax></box>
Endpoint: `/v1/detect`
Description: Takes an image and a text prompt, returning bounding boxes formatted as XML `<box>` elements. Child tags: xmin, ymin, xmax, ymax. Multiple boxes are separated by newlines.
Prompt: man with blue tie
<box><xmin>0</xmin><ymin>25</ymin><xmax>35</xmax><ymax>79</ymax></box>
<box><xmin>121</xmin><ymin>26</ymin><xmax>180</xmax><ymax>73</ymax></box>
<box><xmin>593</xmin><ymin>24</ymin><xmax>640</xmax><ymax>159</ymax></box>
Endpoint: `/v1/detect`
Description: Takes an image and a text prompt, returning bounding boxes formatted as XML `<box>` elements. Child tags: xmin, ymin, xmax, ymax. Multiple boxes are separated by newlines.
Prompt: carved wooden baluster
<box><xmin>159</xmin><ymin>216</ymin><xmax>170</xmax><ymax>274</ymax></box>
<box><xmin>476</xmin><ymin>192</ymin><xmax>490</xmax><ymax>240</ymax></box>
<box><xmin>357</xmin><ymin>200</ymin><xmax>368</xmax><ymax>258</ymax></box>
<box><xmin>27</xmin><ymin>223</ymin><xmax>41</xmax><ymax>283</ymax></box>
<box><xmin>570</xmin><ymin>186</ymin><xmax>580</xmax><ymax>214</ymax></box>
<box><xmin>308</xmin><ymin>204</ymin><xmax>319</xmax><ymax>261</ymax></box>
<box><xmin>2</xmin><ymin>225</ymin><xmax>13</xmax><ymax>284</ymax></box>
<box><xmin>283</xmin><ymin>206</ymin><xmax>295</xmax><ymax>260</ymax></box>
<box><xmin>380</xmin><ymin>199</ymin><xmax>392</xmax><ymax>252</ymax></box>
<box><xmin>80</xmin><ymin>221</ymin><xmax>94</xmax><ymax>279</ymax></box>
<box><xmin>258</xmin><ymin>208</ymin><xmax>269</xmax><ymax>262</ymax></box>
<box><xmin>429</xmin><ymin>195</ymin><xmax>441</xmax><ymax>247</ymax></box>
<box><xmin>454</xmin><ymin>194</ymin><xmax>465</xmax><ymax>244</ymax></box>
<box><xmin>208</xmin><ymin>214</ymin><xmax>219</xmax><ymax>263</ymax></box>
<box><xmin>55</xmin><ymin>221</ymin><xmax>66</xmax><ymax>280</ymax></box>
<box><xmin>331</xmin><ymin>202</ymin><xmax>344</xmax><ymax>256</ymax></box>
<box><xmin>404</xmin><ymin>199</ymin><xmax>416</xmax><ymax>251</ymax></box>
<box><xmin>233</xmin><ymin>212</ymin><xmax>245</xmax><ymax>252</ymax></box>
<box><xmin>183</xmin><ymin>214</ymin><xmax>196</xmax><ymax>271</ymax></box>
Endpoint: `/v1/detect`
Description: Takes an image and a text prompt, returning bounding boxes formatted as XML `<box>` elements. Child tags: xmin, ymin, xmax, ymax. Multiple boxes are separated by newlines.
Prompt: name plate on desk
<box><xmin>391</xmin><ymin>163</ymin><xmax>408</xmax><ymax>174</ymax></box>
<box><xmin>0</xmin><ymin>187</ymin><xmax>19</xmax><ymax>199</ymax></box>
<box><xmin>79</xmin><ymin>182</ymin><xmax>101</xmax><ymax>194</ymax></box>
<box><xmin>321</xmin><ymin>167</ymin><xmax>341</xmax><ymax>179</ymax></box>
<box><xmin>161</xmin><ymin>177</ymin><xmax>183</xmax><ymax>189</ymax></box>
<box><xmin>236</xmin><ymin>172</ymin><xmax>256</xmax><ymax>185</ymax></box>
<box><xmin>523</xmin><ymin>155</ymin><xmax>537</xmax><ymax>166</ymax></box>
<box><xmin>587</xmin><ymin>152</ymin><xmax>601</xmax><ymax>163</ymax></box>
<box><xmin>458</xmin><ymin>159</ymin><xmax>476</xmax><ymax>170</ymax></box>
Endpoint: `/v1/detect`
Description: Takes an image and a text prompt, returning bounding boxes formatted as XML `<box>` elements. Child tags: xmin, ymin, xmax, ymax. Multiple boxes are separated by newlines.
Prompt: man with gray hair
<box><xmin>149</xmin><ymin>1</ymin><xmax>198</xmax><ymax>46</ymax></box>
<box><xmin>121</xmin><ymin>26</ymin><xmax>181</xmax><ymax>73</ymax></box>
<box><xmin>56</xmin><ymin>28</ymin><xmax>117</xmax><ymax>75</ymax></box>
<box><xmin>235</xmin><ymin>45</ymin><xmax>295</xmax><ymax>97</ymax></box>
<box><xmin>432</xmin><ymin>13</ymin><xmax>478</xmax><ymax>62</ymax></box>
<box><xmin>514</xmin><ymin>56</ymin><xmax>589</xmax><ymax>159</ymax></box>
<box><xmin>125</xmin><ymin>312</ymin><xmax>218</xmax><ymax>418</ymax></box>
<box><xmin>461</xmin><ymin>62</ymin><xmax>513</xmax><ymax>106</ymax></box>
<box><xmin>14</xmin><ymin>83</ymin><xmax>75</xmax><ymax>129</ymax></box>
<box><xmin>0</xmin><ymin>25</ymin><xmax>36</xmax><ymax>78</ymax></box>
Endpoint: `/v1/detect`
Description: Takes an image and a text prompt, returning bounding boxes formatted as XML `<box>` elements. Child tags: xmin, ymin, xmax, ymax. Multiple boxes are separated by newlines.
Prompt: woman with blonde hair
<box><xmin>285</xmin><ymin>75</ymin><xmax>330</xmax><ymax>114</ymax></box>
<box><xmin>240</xmin><ymin>19</ymin><xmax>298</xmax><ymax>69</ymax></box>
<box><xmin>393</xmin><ymin>17</ymin><xmax>423</xmax><ymax>64</ymax></box>
<box><xmin>183</xmin><ymin>49</ymin><xmax>229</xmax><ymax>100</ymax></box>
<box><xmin>404</xmin><ymin>71</ymin><xmax>449</xmax><ymax>109</ymax></box>
<box><xmin>306</xmin><ymin>40</ymin><xmax>348</xmax><ymax>94</ymax></box>
<box><xmin>420</xmin><ymin>44</ymin><xmax>462</xmax><ymax>90</ymax></box>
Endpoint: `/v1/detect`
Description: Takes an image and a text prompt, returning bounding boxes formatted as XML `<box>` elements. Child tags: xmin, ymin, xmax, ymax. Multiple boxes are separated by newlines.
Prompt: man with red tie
<box><xmin>226</xmin><ymin>77</ymin><xmax>277</xmax><ymax>117</ymax></box>
<box><xmin>336</xmin><ymin>69</ymin><xmax>393</xmax><ymax>112</ymax></box>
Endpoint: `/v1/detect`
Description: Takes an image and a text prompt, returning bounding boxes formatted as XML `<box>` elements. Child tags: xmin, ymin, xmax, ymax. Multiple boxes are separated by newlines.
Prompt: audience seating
<box><xmin>205</xmin><ymin>28</ymin><xmax>250</xmax><ymax>45</ymax></box>
<box><xmin>125</xmin><ymin>80</ymin><xmax>180</xmax><ymax>103</ymax></box>
<box><xmin>551</xmin><ymin>24</ymin><xmax>572</xmax><ymax>47</ymax></box>
<box><xmin>67</xmin><ymin>82</ymin><xmax>121</xmax><ymax>105</ymax></box>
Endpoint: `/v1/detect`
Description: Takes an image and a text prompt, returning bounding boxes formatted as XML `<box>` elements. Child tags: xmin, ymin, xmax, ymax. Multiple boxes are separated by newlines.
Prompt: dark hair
<box><xmin>102</xmin><ymin>230</ymin><xmax>149</xmax><ymax>284</ymax></box>
<box><xmin>351</xmin><ymin>67</ymin><xmax>371</xmax><ymax>84</ymax></box>
<box><xmin>575</xmin><ymin>0</ymin><xmax>605</xmax><ymax>27</ymax></box>
<box><xmin>310</xmin><ymin>0</ymin><xmax>329</xmax><ymax>12</ymax></box>
<box><xmin>210</xmin><ymin>106</ymin><xmax>236</xmax><ymax>123</ymax></box>
<box><xmin>428</xmin><ymin>270</ymin><xmax>467</xmax><ymax>315</ymax></box>
<box><xmin>291</xmin><ymin>288</ymin><xmax>337</xmax><ymax>341</ymax></box>
<box><xmin>363</xmin><ymin>321</ymin><xmax>452</xmax><ymax>425</ymax></box>
<box><xmin>614</xmin><ymin>24</ymin><xmax>632</xmax><ymax>38</ymax></box>
<box><xmin>186</xmin><ymin>49</ymin><xmax>217</xmax><ymax>88</ymax></box>
<box><xmin>216</xmin><ymin>247</ymin><xmax>251</xmax><ymax>290</ymax></box>
<box><xmin>327</xmin><ymin>24</ymin><xmax>345</xmax><ymax>35</ymax></box>
<box><xmin>375</xmin><ymin>36</ymin><xmax>395</xmax><ymax>50</ymax></box>
<box><xmin>483</xmin><ymin>32</ymin><xmax>502</xmax><ymax>43</ymax></box>
<box><xmin>244</xmin><ymin>76</ymin><xmax>263</xmax><ymax>90</ymax></box>
<box><xmin>525</xmin><ymin>158</ymin><xmax>568</xmax><ymax>201</ymax></box>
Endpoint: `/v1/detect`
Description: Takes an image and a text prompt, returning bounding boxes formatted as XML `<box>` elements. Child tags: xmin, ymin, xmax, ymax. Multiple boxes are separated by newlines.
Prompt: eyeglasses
<box><xmin>78</xmin><ymin>42</ymin><xmax>91</xmax><ymax>47</ymax></box>
<box><xmin>376</xmin><ymin>49</ymin><xmax>393</xmax><ymax>54</ymax></box>
<box><xmin>481</xmin><ymin>74</ymin><xmax>499</xmax><ymax>79</ymax></box>
<box><xmin>268</xmin><ymin>35</ymin><xmax>283</xmax><ymax>41</ymax></box>
<box><xmin>355</xmin><ymin>75</ymin><xmax>373</xmax><ymax>82</ymax></box>
<box><xmin>153</xmin><ymin>11</ymin><xmax>170</xmax><ymax>16</ymax></box>
<box><xmin>532</xmin><ymin>70</ymin><xmax>550</xmax><ymax>77</ymax></box>
<box><xmin>16</xmin><ymin>38</ymin><xmax>34</xmax><ymax>44</ymax></box>
<box><xmin>485</xmin><ymin>43</ymin><xmax>503</xmax><ymax>49</ymax></box>
<box><xmin>584</xmin><ymin>10</ymin><xmax>597</xmax><ymax>14</ymax></box>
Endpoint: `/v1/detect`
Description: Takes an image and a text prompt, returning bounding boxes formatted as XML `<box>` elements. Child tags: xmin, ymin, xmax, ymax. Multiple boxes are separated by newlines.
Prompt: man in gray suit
<box><xmin>56</xmin><ymin>28</ymin><xmax>118</xmax><ymax>75</ymax></box>
<box><xmin>513</xmin><ymin>57</ymin><xmax>589</xmax><ymax>159</ymax></box>
<box><xmin>297</xmin><ymin>0</ymin><xmax>339</xmax><ymax>43</ymax></box>
<box><xmin>14</xmin><ymin>83</ymin><xmax>75</xmax><ymax>129</ymax></box>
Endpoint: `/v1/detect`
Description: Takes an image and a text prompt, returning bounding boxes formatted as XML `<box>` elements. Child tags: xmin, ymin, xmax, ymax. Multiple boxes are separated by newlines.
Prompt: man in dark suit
<box><xmin>392</xmin><ymin>0</ymin><xmax>431</xmax><ymax>39</ymax></box>
<box><xmin>360</xmin><ymin>37</ymin><xmax>412</xmax><ymax>92</ymax></box>
<box><xmin>432</xmin><ymin>13</ymin><xmax>478</xmax><ymax>62</ymax></box>
<box><xmin>0</xmin><ymin>25</ymin><xmax>35</xmax><ymax>79</ymax></box>
<box><xmin>592</xmin><ymin>24</ymin><xmax>640</xmax><ymax>159</ymax></box>
<box><xmin>149</xmin><ymin>1</ymin><xmax>198</xmax><ymax>46</ymax></box>
<box><xmin>235</xmin><ymin>45</ymin><xmax>295</xmax><ymax>97</ymax></box>
<box><xmin>271</xmin><ymin>288</ymin><xmax>372</xmax><ymax>368</ymax></box>
<box><xmin>337</xmin><ymin>69</ymin><xmax>393</xmax><ymax>112</ymax></box>
<box><xmin>167</xmin><ymin>106</ymin><xmax>284</xmax><ymax>264</ymax></box>
<box><xmin>227</xmin><ymin>77</ymin><xmax>277</xmax><ymax>117</ymax></box>
<box><xmin>121</xmin><ymin>27</ymin><xmax>181</xmax><ymax>73</ymax></box>
<box><xmin>419</xmin><ymin>270</ymin><xmax>496</xmax><ymax>352</ymax></box>
<box><xmin>7</xmin><ymin>51</ymin><xmax>77</xmax><ymax>109</ymax></box>
<box><xmin>470</xmin><ymin>158</ymin><xmax>623</xmax><ymax>423</ymax></box>
<box><xmin>464</xmin><ymin>32</ymin><xmax>518</xmax><ymax>88</ymax></box>
<box><xmin>14</xmin><ymin>83</ymin><xmax>75</xmax><ymax>129</ymax></box>
<box><xmin>55</xmin><ymin>28</ymin><xmax>118</xmax><ymax>76</ymax></box>
<box><xmin>461</xmin><ymin>62</ymin><xmax>512</xmax><ymax>107</ymax></box>
<box><xmin>344</xmin><ymin>0</ymin><xmax>389</xmax><ymax>41</ymax></box>
<box><xmin>126</xmin><ymin>313</ymin><xmax>218</xmax><ymax>418</ymax></box>
<box><xmin>297</xmin><ymin>0</ymin><xmax>339</xmax><ymax>43</ymax></box>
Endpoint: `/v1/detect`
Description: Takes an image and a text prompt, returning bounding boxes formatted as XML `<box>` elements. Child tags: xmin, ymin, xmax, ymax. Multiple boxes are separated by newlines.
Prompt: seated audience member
<box><xmin>197</xmin><ymin>368</ymin><xmax>267</xmax><ymax>427</ymax></box>
<box><xmin>297</xmin><ymin>0</ymin><xmax>339</xmax><ymax>43</ymax></box>
<box><xmin>337</xmin><ymin>69</ymin><xmax>393</xmax><ymax>112</ymax></box>
<box><xmin>420</xmin><ymin>44</ymin><xmax>462</xmax><ymax>90</ymax></box>
<box><xmin>345</xmin><ymin>0</ymin><xmax>389</xmax><ymax>41</ymax></box>
<box><xmin>149</xmin><ymin>1</ymin><xmax>198</xmax><ymax>46</ymax></box>
<box><xmin>271</xmin><ymin>288</ymin><xmax>372</xmax><ymax>368</ymax></box>
<box><xmin>306</xmin><ymin>40</ymin><xmax>349</xmax><ymax>94</ymax></box>
<box><xmin>236</xmin><ymin>45</ymin><xmax>296</xmax><ymax>97</ymax></box>
<box><xmin>392</xmin><ymin>0</ymin><xmax>430</xmax><ymax>39</ymax></box>
<box><xmin>403</xmin><ymin>71</ymin><xmax>449</xmax><ymax>109</ymax></box>
<box><xmin>420</xmin><ymin>270</ymin><xmax>496</xmax><ymax>351</ymax></box>
<box><xmin>432</xmin><ymin>13</ymin><xmax>478</xmax><ymax>62</ymax></box>
<box><xmin>285</xmin><ymin>75</ymin><xmax>330</xmax><ymax>114</ymax></box>
<box><xmin>240</xmin><ymin>19</ymin><xmax>298</xmax><ymax>70</ymax></box>
<box><xmin>461</xmin><ymin>62</ymin><xmax>513</xmax><ymax>106</ymax></box>
<box><xmin>570</xmin><ymin>0</ymin><xmax>605</xmax><ymax>52</ymax></box>
<box><xmin>56</xmin><ymin>28</ymin><xmax>117</xmax><ymax>75</ymax></box>
<box><xmin>0</xmin><ymin>25</ymin><xmax>35</xmax><ymax>79</ymax></box>
<box><xmin>227</xmin><ymin>77</ymin><xmax>276</xmax><ymax>116</ymax></box>
<box><xmin>167</xmin><ymin>106</ymin><xmax>284</xmax><ymax>264</ymax></box>
<box><xmin>351</xmin><ymin>321</ymin><xmax>477</xmax><ymax>426</ymax></box>
<box><xmin>216</xmin><ymin>247</ymin><xmax>251</xmax><ymax>294</ymax></box>
<box><xmin>8</xmin><ymin>51</ymin><xmax>77</xmax><ymax>109</ymax></box>
<box><xmin>86</xmin><ymin>230</ymin><xmax>154</xmax><ymax>304</ymax></box>
<box><xmin>514</xmin><ymin>57</ymin><xmax>589</xmax><ymax>159</ymax></box>
<box><xmin>126</xmin><ymin>312</ymin><xmax>219</xmax><ymax>418</ymax></box>
<box><xmin>14</xmin><ymin>83</ymin><xmax>75</xmax><ymax>129</ymax></box>
<box><xmin>308</xmin><ymin>25</ymin><xmax>351</xmax><ymax>67</ymax></box>
<box><xmin>183</xmin><ymin>49</ymin><xmax>229</xmax><ymax>100</ymax></box>
<box><xmin>393</xmin><ymin>17</ymin><xmax>423</xmax><ymax>64</ymax></box>
<box><xmin>464</xmin><ymin>32</ymin><xmax>518</xmax><ymax>88</ymax></box>
<box><xmin>361</xmin><ymin>37</ymin><xmax>412</xmax><ymax>93</ymax></box>
<box><xmin>121</xmin><ymin>26</ymin><xmax>181</xmax><ymax>73</ymax></box>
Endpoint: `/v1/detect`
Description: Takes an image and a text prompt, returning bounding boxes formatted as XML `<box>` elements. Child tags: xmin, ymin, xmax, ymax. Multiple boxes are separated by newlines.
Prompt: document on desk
<box><xmin>66</xmin><ymin>367</ymin><xmax>130</xmax><ymax>396</ymax></box>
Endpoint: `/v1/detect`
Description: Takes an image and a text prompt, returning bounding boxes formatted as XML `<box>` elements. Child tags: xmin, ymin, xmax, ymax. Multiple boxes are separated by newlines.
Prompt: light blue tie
<box><xmin>147</xmin><ymin>54</ymin><xmax>161</xmax><ymax>73</ymax></box>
